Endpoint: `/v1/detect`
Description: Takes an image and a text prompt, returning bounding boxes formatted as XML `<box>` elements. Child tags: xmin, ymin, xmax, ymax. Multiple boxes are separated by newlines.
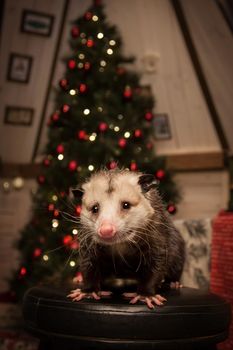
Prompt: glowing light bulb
<box><xmin>109</xmin><ymin>40</ymin><xmax>116</xmax><ymax>46</ymax></box>
<box><xmin>88</xmin><ymin>165</ymin><xmax>94</xmax><ymax>171</ymax></box>
<box><xmin>52</xmin><ymin>219</ymin><xmax>59</xmax><ymax>228</ymax></box>
<box><xmin>72</xmin><ymin>229</ymin><xmax>78</xmax><ymax>235</ymax></box>
<box><xmin>97</xmin><ymin>32</ymin><xmax>104</xmax><ymax>39</ymax></box>
<box><xmin>70</xmin><ymin>261</ymin><xmax>76</xmax><ymax>267</ymax></box>
<box><xmin>52</xmin><ymin>195</ymin><xmax>58</xmax><ymax>201</ymax></box>
<box><xmin>100</xmin><ymin>60</ymin><xmax>106</xmax><ymax>67</ymax></box>
<box><xmin>43</xmin><ymin>255</ymin><xmax>49</xmax><ymax>261</ymax></box>
<box><xmin>58</xmin><ymin>154</ymin><xmax>64</xmax><ymax>160</ymax></box>
<box><xmin>78</xmin><ymin>62</ymin><xmax>84</xmax><ymax>68</ymax></box>
<box><xmin>114</xmin><ymin>126</ymin><xmax>120</xmax><ymax>132</ymax></box>
<box><xmin>124</xmin><ymin>132</ymin><xmax>131</xmax><ymax>138</ymax></box>
<box><xmin>69</xmin><ymin>89</ymin><xmax>76</xmax><ymax>96</ymax></box>
<box><xmin>98</xmin><ymin>106</ymin><xmax>103</xmax><ymax>112</ymax></box>
<box><xmin>92</xmin><ymin>15</ymin><xmax>98</xmax><ymax>21</ymax></box>
<box><xmin>107</xmin><ymin>48</ymin><xmax>113</xmax><ymax>55</ymax></box>
<box><xmin>79</xmin><ymin>53</ymin><xmax>85</xmax><ymax>59</ymax></box>
<box><xmin>89</xmin><ymin>133</ymin><xmax>97</xmax><ymax>141</ymax></box>
<box><xmin>83</xmin><ymin>108</ymin><xmax>90</xmax><ymax>115</ymax></box>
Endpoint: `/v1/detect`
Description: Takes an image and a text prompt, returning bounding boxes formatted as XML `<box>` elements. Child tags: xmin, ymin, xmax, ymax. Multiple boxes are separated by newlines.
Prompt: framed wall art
<box><xmin>4</xmin><ymin>106</ymin><xmax>34</xmax><ymax>126</ymax></box>
<box><xmin>7</xmin><ymin>53</ymin><xmax>33</xmax><ymax>83</ymax></box>
<box><xmin>21</xmin><ymin>9</ymin><xmax>54</xmax><ymax>37</ymax></box>
<box><xmin>153</xmin><ymin>113</ymin><xmax>172</xmax><ymax>140</ymax></box>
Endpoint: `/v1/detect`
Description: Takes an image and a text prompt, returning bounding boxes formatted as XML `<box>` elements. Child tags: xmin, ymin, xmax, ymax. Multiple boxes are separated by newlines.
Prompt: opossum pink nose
<box><xmin>98</xmin><ymin>223</ymin><xmax>116</xmax><ymax>238</ymax></box>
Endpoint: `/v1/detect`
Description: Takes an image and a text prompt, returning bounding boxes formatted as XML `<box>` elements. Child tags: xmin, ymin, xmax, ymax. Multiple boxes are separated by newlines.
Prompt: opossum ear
<box><xmin>138</xmin><ymin>174</ymin><xmax>158</xmax><ymax>193</ymax></box>
<box><xmin>72</xmin><ymin>188</ymin><xmax>84</xmax><ymax>199</ymax></box>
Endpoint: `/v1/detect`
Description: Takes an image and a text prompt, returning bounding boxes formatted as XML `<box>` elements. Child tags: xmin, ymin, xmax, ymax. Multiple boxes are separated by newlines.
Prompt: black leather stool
<box><xmin>23</xmin><ymin>286</ymin><xmax>231</xmax><ymax>350</ymax></box>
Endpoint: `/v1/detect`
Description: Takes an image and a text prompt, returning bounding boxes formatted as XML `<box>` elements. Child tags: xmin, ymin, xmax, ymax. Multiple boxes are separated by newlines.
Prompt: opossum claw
<box><xmin>170</xmin><ymin>281</ymin><xmax>183</xmax><ymax>289</ymax></box>
<box><xmin>128</xmin><ymin>294</ymin><xmax>167</xmax><ymax>309</ymax></box>
<box><xmin>67</xmin><ymin>289</ymin><xmax>112</xmax><ymax>301</ymax></box>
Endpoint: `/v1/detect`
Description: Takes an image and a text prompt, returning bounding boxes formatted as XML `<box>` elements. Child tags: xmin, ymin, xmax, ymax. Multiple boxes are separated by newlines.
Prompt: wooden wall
<box><xmin>0</xmin><ymin>0</ymin><xmax>227</xmax><ymax>166</ymax></box>
<box><xmin>0</xmin><ymin>0</ymin><xmax>64</xmax><ymax>163</ymax></box>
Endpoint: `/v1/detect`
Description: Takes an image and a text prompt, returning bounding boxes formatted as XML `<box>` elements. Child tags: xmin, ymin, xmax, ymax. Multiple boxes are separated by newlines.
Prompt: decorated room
<box><xmin>0</xmin><ymin>0</ymin><xmax>233</xmax><ymax>349</ymax></box>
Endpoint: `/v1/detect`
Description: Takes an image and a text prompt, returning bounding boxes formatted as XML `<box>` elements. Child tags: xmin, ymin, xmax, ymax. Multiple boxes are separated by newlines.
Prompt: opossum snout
<box><xmin>98</xmin><ymin>220</ymin><xmax>116</xmax><ymax>239</ymax></box>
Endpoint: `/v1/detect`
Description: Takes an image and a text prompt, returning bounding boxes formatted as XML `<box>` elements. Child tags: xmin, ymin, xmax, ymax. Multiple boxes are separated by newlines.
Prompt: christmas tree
<box><xmin>10</xmin><ymin>0</ymin><xmax>180</xmax><ymax>299</ymax></box>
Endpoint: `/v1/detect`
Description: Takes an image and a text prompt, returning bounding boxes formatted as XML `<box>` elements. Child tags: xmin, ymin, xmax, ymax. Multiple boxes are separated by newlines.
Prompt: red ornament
<box><xmin>71</xmin><ymin>25</ymin><xmax>79</xmax><ymax>38</ymax></box>
<box><xmin>108</xmin><ymin>161</ymin><xmax>117</xmax><ymax>169</ymax></box>
<box><xmin>48</xmin><ymin>203</ymin><xmax>55</xmax><ymax>212</ymax></box>
<box><xmin>118</xmin><ymin>138</ymin><xmax>127</xmax><ymax>148</ymax></box>
<box><xmin>53</xmin><ymin>209</ymin><xmax>60</xmax><ymax>218</ymax></box>
<box><xmin>134</xmin><ymin>129</ymin><xmax>142</xmax><ymax>138</ymax></box>
<box><xmin>59</xmin><ymin>78</ymin><xmax>68</xmax><ymax>89</ymax></box>
<box><xmin>99</xmin><ymin>122</ymin><xmax>108</xmax><ymax>132</ymax></box>
<box><xmin>33</xmin><ymin>248</ymin><xmax>42</xmax><ymax>258</ymax></box>
<box><xmin>147</xmin><ymin>142</ymin><xmax>153</xmax><ymax>150</ymax></box>
<box><xmin>130</xmin><ymin>162</ymin><xmax>138</xmax><ymax>171</ymax></box>
<box><xmin>79</xmin><ymin>83</ymin><xmax>87</xmax><ymax>93</ymax></box>
<box><xmin>75</xmin><ymin>205</ymin><xmax>82</xmax><ymax>216</ymax></box>
<box><xmin>51</xmin><ymin>112</ymin><xmax>60</xmax><ymax>122</ymax></box>
<box><xmin>68</xmin><ymin>160</ymin><xmax>78</xmax><ymax>171</ymax></box>
<box><xmin>70</xmin><ymin>240</ymin><xmax>80</xmax><ymax>250</ymax></box>
<box><xmin>117</xmin><ymin>67</ymin><xmax>126</xmax><ymax>75</ymax></box>
<box><xmin>87</xmin><ymin>38</ymin><xmax>94</xmax><ymax>47</ymax></box>
<box><xmin>84</xmin><ymin>62</ymin><xmax>91</xmax><ymax>71</ymax></box>
<box><xmin>20</xmin><ymin>267</ymin><xmax>27</xmax><ymax>276</ymax></box>
<box><xmin>123</xmin><ymin>86</ymin><xmax>132</xmax><ymax>99</ymax></box>
<box><xmin>167</xmin><ymin>204</ymin><xmax>177</xmax><ymax>215</ymax></box>
<box><xmin>43</xmin><ymin>158</ymin><xmax>51</xmax><ymax>167</ymax></box>
<box><xmin>145</xmin><ymin>111</ymin><xmax>153</xmax><ymax>121</ymax></box>
<box><xmin>56</xmin><ymin>144</ymin><xmax>64</xmax><ymax>154</ymax></box>
<box><xmin>155</xmin><ymin>169</ymin><xmax>165</xmax><ymax>180</ymax></box>
<box><xmin>37</xmin><ymin>175</ymin><xmax>45</xmax><ymax>185</ymax></box>
<box><xmin>63</xmin><ymin>235</ymin><xmax>73</xmax><ymax>246</ymax></box>
<box><xmin>68</xmin><ymin>59</ymin><xmax>76</xmax><ymax>69</ymax></box>
<box><xmin>77</xmin><ymin>130</ymin><xmax>87</xmax><ymax>140</ymax></box>
<box><xmin>62</xmin><ymin>104</ymin><xmax>70</xmax><ymax>113</ymax></box>
<box><xmin>84</xmin><ymin>11</ymin><xmax>92</xmax><ymax>20</ymax></box>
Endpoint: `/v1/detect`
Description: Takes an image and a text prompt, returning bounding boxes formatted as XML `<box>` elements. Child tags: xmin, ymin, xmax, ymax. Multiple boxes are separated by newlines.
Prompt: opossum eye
<box><xmin>122</xmin><ymin>201</ymin><xmax>131</xmax><ymax>210</ymax></box>
<box><xmin>91</xmin><ymin>204</ymin><xmax>99</xmax><ymax>214</ymax></box>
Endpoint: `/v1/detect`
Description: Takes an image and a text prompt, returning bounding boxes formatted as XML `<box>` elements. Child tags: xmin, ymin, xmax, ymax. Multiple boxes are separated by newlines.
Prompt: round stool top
<box><xmin>23</xmin><ymin>286</ymin><xmax>231</xmax><ymax>350</ymax></box>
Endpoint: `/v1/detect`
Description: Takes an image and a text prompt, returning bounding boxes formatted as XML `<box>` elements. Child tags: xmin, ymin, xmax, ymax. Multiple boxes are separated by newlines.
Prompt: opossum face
<box><xmin>78</xmin><ymin>171</ymin><xmax>154</xmax><ymax>245</ymax></box>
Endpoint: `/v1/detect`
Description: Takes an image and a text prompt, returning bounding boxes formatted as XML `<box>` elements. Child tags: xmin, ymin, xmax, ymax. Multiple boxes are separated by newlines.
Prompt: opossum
<box><xmin>68</xmin><ymin>169</ymin><xmax>185</xmax><ymax>308</ymax></box>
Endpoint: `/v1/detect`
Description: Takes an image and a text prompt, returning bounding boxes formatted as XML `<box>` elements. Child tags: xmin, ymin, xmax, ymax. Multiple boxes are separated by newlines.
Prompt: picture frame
<box><xmin>7</xmin><ymin>53</ymin><xmax>33</xmax><ymax>83</ymax></box>
<box><xmin>21</xmin><ymin>9</ymin><xmax>54</xmax><ymax>37</ymax></box>
<box><xmin>153</xmin><ymin>113</ymin><xmax>172</xmax><ymax>140</ymax></box>
<box><xmin>4</xmin><ymin>106</ymin><xmax>34</xmax><ymax>126</ymax></box>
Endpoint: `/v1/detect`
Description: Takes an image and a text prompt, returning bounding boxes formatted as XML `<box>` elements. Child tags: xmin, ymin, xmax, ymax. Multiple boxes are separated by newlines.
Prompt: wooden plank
<box><xmin>166</xmin><ymin>151</ymin><xmax>224</xmax><ymax>170</ymax></box>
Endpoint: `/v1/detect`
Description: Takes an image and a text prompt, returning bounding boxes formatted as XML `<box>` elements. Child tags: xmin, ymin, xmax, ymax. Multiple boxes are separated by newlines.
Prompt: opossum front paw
<box><xmin>123</xmin><ymin>292</ymin><xmax>167</xmax><ymax>309</ymax></box>
<box><xmin>170</xmin><ymin>281</ymin><xmax>183</xmax><ymax>289</ymax></box>
<box><xmin>67</xmin><ymin>288</ymin><xmax>112</xmax><ymax>301</ymax></box>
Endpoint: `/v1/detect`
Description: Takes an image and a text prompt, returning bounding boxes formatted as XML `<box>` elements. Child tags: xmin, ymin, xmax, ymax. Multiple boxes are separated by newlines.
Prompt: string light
<box><xmin>72</xmin><ymin>229</ymin><xmax>78</xmax><ymax>235</ymax></box>
<box><xmin>78</xmin><ymin>62</ymin><xmax>84</xmax><ymax>68</ymax></box>
<box><xmin>58</xmin><ymin>154</ymin><xmax>64</xmax><ymax>160</ymax></box>
<box><xmin>43</xmin><ymin>254</ymin><xmax>49</xmax><ymax>261</ymax></box>
<box><xmin>92</xmin><ymin>15</ymin><xmax>98</xmax><ymax>21</ymax></box>
<box><xmin>98</xmin><ymin>106</ymin><xmax>103</xmax><ymax>112</ymax></box>
<box><xmin>52</xmin><ymin>195</ymin><xmax>58</xmax><ymax>202</ymax></box>
<box><xmin>114</xmin><ymin>126</ymin><xmax>120</xmax><ymax>132</ymax></box>
<box><xmin>83</xmin><ymin>108</ymin><xmax>90</xmax><ymax>115</ymax></box>
<box><xmin>124</xmin><ymin>132</ymin><xmax>131</xmax><ymax>138</ymax></box>
<box><xmin>89</xmin><ymin>133</ymin><xmax>97</xmax><ymax>141</ymax></box>
<box><xmin>109</xmin><ymin>40</ymin><xmax>116</xmax><ymax>46</ymax></box>
<box><xmin>88</xmin><ymin>165</ymin><xmax>94</xmax><ymax>171</ymax></box>
<box><xmin>118</xmin><ymin>114</ymin><xmax>124</xmax><ymax>120</ymax></box>
<box><xmin>69</xmin><ymin>89</ymin><xmax>76</xmax><ymax>96</ymax></box>
<box><xmin>52</xmin><ymin>219</ymin><xmax>59</xmax><ymax>228</ymax></box>
<box><xmin>97</xmin><ymin>32</ymin><xmax>104</xmax><ymax>39</ymax></box>
<box><xmin>107</xmin><ymin>48</ymin><xmax>113</xmax><ymax>55</ymax></box>
<box><xmin>79</xmin><ymin>53</ymin><xmax>85</xmax><ymax>59</ymax></box>
<box><xmin>70</xmin><ymin>261</ymin><xmax>76</xmax><ymax>267</ymax></box>
<box><xmin>100</xmin><ymin>60</ymin><xmax>106</xmax><ymax>67</ymax></box>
